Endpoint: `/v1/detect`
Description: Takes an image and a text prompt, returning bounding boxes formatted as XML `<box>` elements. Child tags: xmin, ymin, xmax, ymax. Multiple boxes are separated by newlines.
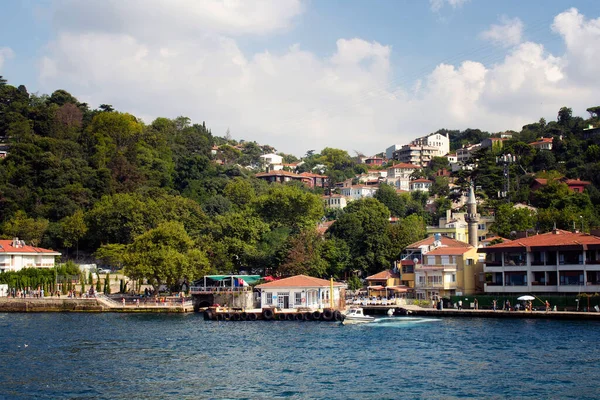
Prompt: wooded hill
<box><xmin>1</xmin><ymin>76</ymin><xmax>599</xmax><ymax>290</ymax></box>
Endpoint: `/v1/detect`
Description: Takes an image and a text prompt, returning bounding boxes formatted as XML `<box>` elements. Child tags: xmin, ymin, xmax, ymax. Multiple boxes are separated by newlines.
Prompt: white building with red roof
<box><xmin>480</xmin><ymin>229</ymin><xmax>600</xmax><ymax>295</ymax></box>
<box><xmin>255</xmin><ymin>275</ymin><xmax>345</xmax><ymax>310</ymax></box>
<box><xmin>0</xmin><ymin>238</ymin><xmax>61</xmax><ymax>273</ymax></box>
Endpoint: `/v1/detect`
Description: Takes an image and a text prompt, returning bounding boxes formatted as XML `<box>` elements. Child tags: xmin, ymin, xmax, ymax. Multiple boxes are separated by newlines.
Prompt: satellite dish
<box><xmin>413</xmin><ymin>258</ymin><xmax>419</xmax><ymax>264</ymax></box>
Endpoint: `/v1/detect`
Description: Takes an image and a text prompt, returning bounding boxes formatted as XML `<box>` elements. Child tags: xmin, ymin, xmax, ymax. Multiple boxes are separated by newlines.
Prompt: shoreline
<box><xmin>396</xmin><ymin>304</ymin><xmax>600</xmax><ymax>321</ymax></box>
<box><xmin>0</xmin><ymin>297</ymin><xmax>194</xmax><ymax>313</ymax></box>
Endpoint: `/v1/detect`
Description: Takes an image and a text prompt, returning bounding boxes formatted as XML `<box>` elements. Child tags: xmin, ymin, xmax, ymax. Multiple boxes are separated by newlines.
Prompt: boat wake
<box><xmin>367</xmin><ymin>316</ymin><xmax>441</xmax><ymax>328</ymax></box>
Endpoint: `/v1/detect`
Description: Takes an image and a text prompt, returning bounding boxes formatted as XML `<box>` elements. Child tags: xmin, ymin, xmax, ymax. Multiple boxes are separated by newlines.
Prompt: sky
<box><xmin>1</xmin><ymin>0</ymin><xmax>600</xmax><ymax>157</ymax></box>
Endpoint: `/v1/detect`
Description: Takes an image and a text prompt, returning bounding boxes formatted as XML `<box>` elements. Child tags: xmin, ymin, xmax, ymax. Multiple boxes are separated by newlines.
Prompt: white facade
<box><xmin>259</xmin><ymin>153</ymin><xmax>283</xmax><ymax>166</ymax></box>
<box><xmin>340</xmin><ymin>185</ymin><xmax>378</xmax><ymax>200</ymax></box>
<box><xmin>323</xmin><ymin>195</ymin><xmax>348</xmax><ymax>209</ymax></box>
<box><xmin>410</xmin><ymin>179</ymin><xmax>432</xmax><ymax>192</ymax></box>
<box><xmin>0</xmin><ymin>239</ymin><xmax>61</xmax><ymax>273</ymax></box>
<box><xmin>256</xmin><ymin>275</ymin><xmax>345</xmax><ymax>310</ymax></box>
<box><xmin>413</xmin><ymin>133</ymin><xmax>450</xmax><ymax>157</ymax></box>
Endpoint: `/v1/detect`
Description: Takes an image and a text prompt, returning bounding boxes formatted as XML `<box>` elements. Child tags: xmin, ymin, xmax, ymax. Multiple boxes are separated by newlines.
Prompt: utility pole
<box><xmin>496</xmin><ymin>154</ymin><xmax>516</xmax><ymax>202</ymax></box>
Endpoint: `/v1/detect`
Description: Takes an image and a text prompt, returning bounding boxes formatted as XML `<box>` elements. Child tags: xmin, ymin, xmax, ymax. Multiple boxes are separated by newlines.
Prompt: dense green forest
<box><xmin>1</xmin><ymin>76</ymin><xmax>599</xmax><ymax>290</ymax></box>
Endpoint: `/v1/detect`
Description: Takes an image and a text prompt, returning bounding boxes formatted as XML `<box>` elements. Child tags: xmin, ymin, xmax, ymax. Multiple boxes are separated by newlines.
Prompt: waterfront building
<box><xmin>256</xmin><ymin>275</ymin><xmax>345</xmax><ymax>310</ymax></box>
<box><xmin>399</xmin><ymin>235</ymin><xmax>483</xmax><ymax>300</ymax></box>
<box><xmin>479</xmin><ymin>229</ymin><xmax>600</xmax><ymax>295</ymax></box>
<box><xmin>365</xmin><ymin>269</ymin><xmax>409</xmax><ymax>298</ymax></box>
<box><xmin>0</xmin><ymin>238</ymin><xmax>61</xmax><ymax>273</ymax></box>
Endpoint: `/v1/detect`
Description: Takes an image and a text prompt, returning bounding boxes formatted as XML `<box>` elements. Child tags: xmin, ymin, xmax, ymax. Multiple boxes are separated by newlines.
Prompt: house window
<box><xmin>451</xmin><ymin>274</ymin><xmax>456</xmax><ymax>282</ymax></box>
<box><xmin>295</xmin><ymin>292</ymin><xmax>302</xmax><ymax>305</ymax></box>
<box><xmin>266</xmin><ymin>292</ymin><xmax>273</xmax><ymax>305</ymax></box>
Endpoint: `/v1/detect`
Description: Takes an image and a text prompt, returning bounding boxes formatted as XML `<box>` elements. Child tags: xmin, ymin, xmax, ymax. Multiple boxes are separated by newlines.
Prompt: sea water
<box><xmin>0</xmin><ymin>313</ymin><xmax>598</xmax><ymax>399</ymax></box>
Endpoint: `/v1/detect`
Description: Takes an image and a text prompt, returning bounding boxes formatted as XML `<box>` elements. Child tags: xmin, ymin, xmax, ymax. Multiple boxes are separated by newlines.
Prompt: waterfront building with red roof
<box><xmin>479</xmin><ymin>229</ymin><xmax>600</xmax><ymax>295</ymax></box>
<box><xmin>256</xmin><ymin>275</ymin><xmax>345</xmax><ymax>310</ymax></box>
<box><xmin>0</xmin><ymin>238</ymin><xmax>61</xmax><ymax>273</ymax></box>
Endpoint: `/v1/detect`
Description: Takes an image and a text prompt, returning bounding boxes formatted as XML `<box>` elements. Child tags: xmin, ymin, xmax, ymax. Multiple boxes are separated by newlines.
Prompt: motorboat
<box><xmin>342</xmin><ymin>307</ymin><xmax>375</xmax><ymax>325</ymax></box>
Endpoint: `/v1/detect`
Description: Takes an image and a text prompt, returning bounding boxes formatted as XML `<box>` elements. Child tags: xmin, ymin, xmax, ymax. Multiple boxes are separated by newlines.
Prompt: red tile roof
<box><xmin>411</xmin><ymin>178</ymin><xmax>432</xmax><ymax>183</ymax></box>
<box><xmin>529</xmin><ymin>138</ymin><xmax>553</xmax><ymax>145</ymax></box>
<box><xmin>482</xmin><ymin>230</ymin><xmax>600</xmax><ymax>251</ymax></box>
<box><xmin>389</xmin><ymin>163</ymin><xmax>420</xmax><ymax>169</ymax></box>
<box><xmin>366</xmin><ymin>269</ymin><xmax>399</xmax><ymax>280</ymax></box>
<box><xmin>256</xmin><ymin>274</ymin><xmax>344</xmax><ymax>289</ymax></box>
<box><xmin>0</xmin><ymin>240</ymin><xmax>60</xmax><ymax>255</ymax></box>
<box><xmin>407</xmin><ymin>235</ymin><xmax>472</xmax><ymax>249</ymax></box>
<box><xmin>425</xmin><ymin>247</ymin><xmax>473</xmax><ymax>256</ymax></box>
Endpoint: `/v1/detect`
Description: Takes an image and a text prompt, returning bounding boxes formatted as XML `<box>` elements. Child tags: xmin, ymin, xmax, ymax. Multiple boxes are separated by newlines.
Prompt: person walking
<box><xmin>492</xmin><ymin>299</ymin><xmax>497</xmax><ymax>311</ymax></box>
<box><xmin>545</xmin><ymin>300</ymin><xmax>550</xmax><ymax>312</ymax></box>
<box><xmin>474</xmin><ymin>298</ymin><xmax>479</xmax><ymax>310</ymax></box>
<box><xmin>458</xmin><ymin>300</ymin><xmax>463</xmax><ymax>310</ymax></box>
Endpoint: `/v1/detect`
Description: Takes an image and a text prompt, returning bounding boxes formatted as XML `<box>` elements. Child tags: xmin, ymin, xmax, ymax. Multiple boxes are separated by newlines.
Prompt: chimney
<box><xmin>12</xmin><ymin>237</ymin><xmax>20</xmax><ymax>248</ymax></box>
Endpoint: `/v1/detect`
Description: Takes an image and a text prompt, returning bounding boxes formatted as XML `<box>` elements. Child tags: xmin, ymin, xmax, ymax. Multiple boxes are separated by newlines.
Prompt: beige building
<box><xmin>399</xmin><ymin>235</ymin><xmax>483</xmax><ymax>300</ymax></box>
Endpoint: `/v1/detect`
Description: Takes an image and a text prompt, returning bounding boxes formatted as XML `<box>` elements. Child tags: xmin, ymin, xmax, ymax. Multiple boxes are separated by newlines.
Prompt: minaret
<box><xmin>465</xmin><ymin>183</ymin><xmax>480</xmax><ymax>248</ymax></box>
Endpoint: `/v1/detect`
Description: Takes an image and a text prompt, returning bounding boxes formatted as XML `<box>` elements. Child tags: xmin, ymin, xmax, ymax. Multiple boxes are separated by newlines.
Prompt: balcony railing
<box><xmin>189</xmin><ymin>286</ymin><xmax>252</xmax><ymax>295</ymax></box>
<box><xmin>415</xmin><ymin>283</ymin><xmax>457</xmax><ymax>289</ymax></box>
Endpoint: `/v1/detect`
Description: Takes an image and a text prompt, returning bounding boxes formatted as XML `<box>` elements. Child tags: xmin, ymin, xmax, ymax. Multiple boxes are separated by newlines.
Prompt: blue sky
<box><xmin>1</xmin><ymin>0</ymin><xmax>600</xmax><ymax>156</ymax></box>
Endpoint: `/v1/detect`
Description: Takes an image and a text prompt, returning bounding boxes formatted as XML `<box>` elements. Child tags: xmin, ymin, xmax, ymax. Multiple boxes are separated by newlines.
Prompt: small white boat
<box><xmin>342</xmin><ymin>308</ymin><xmax>375</xmax><ymax>325</ymax></box>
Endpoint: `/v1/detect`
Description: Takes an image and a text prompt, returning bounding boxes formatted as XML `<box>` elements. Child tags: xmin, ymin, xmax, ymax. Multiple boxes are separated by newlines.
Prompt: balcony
<box><xmin>417</xmin><ymin>264</ymin><xmax>457</xmax><ymax>272</ymax></box>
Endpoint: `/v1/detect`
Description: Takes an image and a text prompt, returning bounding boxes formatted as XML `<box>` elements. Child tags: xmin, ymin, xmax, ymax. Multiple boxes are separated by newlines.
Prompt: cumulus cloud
<box><xmin>552</xmin><ymin>8</ymin><xmax>600</xmax><ymax>84</ymax></box>
<box><xmin>429</xmin><ymin>0</ymin><xmax>469</xmax><ymax>13</ymax></box>
<box><xmin>37</xmin><ymin>4</ymin><xmax>600</xmax><ymax>156</ymax></box>
<box><xmin>481</xmin><ymin>16</ymin><xmax>524</xmax><ymax>47</ymax></box>
<box><xmin>0</xmin><ymin>47</ymin><xmax>15</xmax><ymax>71</ymax></box>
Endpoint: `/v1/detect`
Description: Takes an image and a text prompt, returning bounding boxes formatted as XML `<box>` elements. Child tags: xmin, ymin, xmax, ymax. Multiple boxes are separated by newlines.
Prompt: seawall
<box><xmin>0</xmin><ymin>298</ymin><xmax>193</xmax><ymax>313</ymax></box>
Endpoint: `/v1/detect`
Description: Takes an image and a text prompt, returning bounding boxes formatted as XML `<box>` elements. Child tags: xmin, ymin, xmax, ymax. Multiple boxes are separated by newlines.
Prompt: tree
<box><xmin>327</xmin><ymin>198</ymin><xmax>393</xmax><ymax>276</ymax></box>
<box><xmin>104</xmin><ymin>273</ymin><xmax>111</xmax><ymax>294</ymax></box>
<box><xmin>374</xmin><ymin>183</ymin><xmax>404</xmax><ymax>217</ymax></box>
<box><xmin>224</xmin><ymin>177</ymin><xmax>256</xmax><ymax>210</ymax></box>
<box><xmin>60</xmin><ymin>209</ymin><xmax>88</xmax><ymax>259</ymax></box>
<box><xmin>94</xmin><ymin>243</ymin><xmax>126</xmax><ymax>269</ymax></box>
<box><xmin>0</xmin><ymin>76</ymin><xmax>6</xmax><ymax>86</ymax></box>
<box><xmin>557</xmin><ymin>106</ymin><xmax>572</xmax><ymax>126</ymax></box>
<box><xmin>1</xmin><ymin>211</ymin><xmax>49</xmax><ymax>246</ymax></box>
<box><xmin>387</xmin><ymin>215</ymin><xmax>427</xmax><ymax>260</ymax></box>
<box><xmin>279</xmin><ymin>229</ymin><xmax>327</xmax><ymax>277</ymax></box>
<box><xmin>347</xmin><ymin>275</ymin><xmax>362</xmax><ymax>291</ymax></box>
<box><xmin>123</xmin><ymin>221</ymin><xmax>211</xmax><ymax>293</ymax></box>
<box><xmin>253</xmin><ymin>185</ymin><xmax>324</xmax><ymax>232</ymax></box>
<box><xmin>491</xmin><ymin>203</ymin><xmax>537</xmax><ymax>238</ymax></box>
<box><xmin>586</xmin><ymin>106</ymin><xmax>600</xmax><ymax>120</ymax></box>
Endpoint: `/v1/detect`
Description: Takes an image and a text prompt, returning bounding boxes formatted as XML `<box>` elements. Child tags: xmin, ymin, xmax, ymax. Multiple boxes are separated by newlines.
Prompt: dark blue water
<box><xmin>0</xmin><ymin>313</ymin><xmax>598</xmax><ymax>399</ymax></box>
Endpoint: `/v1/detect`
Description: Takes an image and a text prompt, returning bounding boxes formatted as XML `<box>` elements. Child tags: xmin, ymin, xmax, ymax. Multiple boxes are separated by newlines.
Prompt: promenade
<box><xmin>399</xmin><ymin>304</ymin><xmax>600</xmax><ymax>321</ymax></box>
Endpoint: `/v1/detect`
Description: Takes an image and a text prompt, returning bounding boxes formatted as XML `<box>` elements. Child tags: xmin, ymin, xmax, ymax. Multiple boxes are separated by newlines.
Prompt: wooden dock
<box><xmin>204</xmin><ymin>307</ymin><xmax>344</xmax><ymax>322</ymax></box>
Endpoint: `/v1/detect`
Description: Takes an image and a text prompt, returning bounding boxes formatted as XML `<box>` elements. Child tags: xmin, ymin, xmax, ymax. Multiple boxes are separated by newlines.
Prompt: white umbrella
<box><xmin>517</xmin><ymin>295</ymin><xmax>535</xmax><ymax>301</ymax></box>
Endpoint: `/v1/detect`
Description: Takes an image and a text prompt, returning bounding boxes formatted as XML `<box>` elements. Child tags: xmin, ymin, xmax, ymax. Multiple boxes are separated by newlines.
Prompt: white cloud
<box><xmin>552</xmin><ymin>8</ymin><xmax>600</xmax><ymax>84</ymax></box>
<box><xmin>37</xmin><ymin>5</ymin><xmax>600</xmax><ymax>156</ymax></box>
<box><xmin>481</xmin><ymin>16</ymin><xmax>524</xmax><ymax>47</ymax></box>
<box><xmin>51</xmin><ymin>0</ymin><xmax>304</xmax><ymax>38</ymax></box>
<box><xmin>0</xmin><ymin>47</ymin><xmax>15</xmax><ymax>71</ymax></box>
<box><xmin>430</xmin><ymin>0</ymin><xmax>469</xmax><ymax>13</ymax></box>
